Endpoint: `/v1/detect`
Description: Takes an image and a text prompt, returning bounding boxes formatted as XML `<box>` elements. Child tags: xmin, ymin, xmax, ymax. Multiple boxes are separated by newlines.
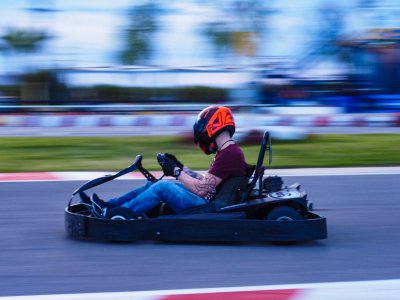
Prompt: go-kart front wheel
<box><xmin>105</xmin><ymin>207</ymin><xmax>140</xmax><ymax>220</ymax></box>
<box><xmin>266</xmin><ymin>206</ymin><xmax>302</xmax><ymax>221</ymax></box>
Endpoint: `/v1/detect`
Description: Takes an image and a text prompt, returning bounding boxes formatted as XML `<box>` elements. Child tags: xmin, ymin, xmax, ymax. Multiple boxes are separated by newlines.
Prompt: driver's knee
<box><xmin>152</xmin><ymin>180</ymin><xmax>175</xmax><ymax>191</ymax></box>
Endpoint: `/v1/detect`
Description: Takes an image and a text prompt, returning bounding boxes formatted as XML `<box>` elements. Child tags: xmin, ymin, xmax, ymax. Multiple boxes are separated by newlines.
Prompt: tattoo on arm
<box><xmin>183</xmin><ymin>167</ymin><xmax>203</xmax><ymax>179</ymax></box>
<box><xmin>194</xmin><ymin>175</ymin><xmax>217</xmax><ymax>195</ymax></box>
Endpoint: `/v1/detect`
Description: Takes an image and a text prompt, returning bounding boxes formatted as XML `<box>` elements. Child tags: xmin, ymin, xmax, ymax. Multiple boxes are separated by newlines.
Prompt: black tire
<box><xmin>266</xmin><ymin>206</ymin><xmax>302</xmax><ymax>221</ymax></box>
<box><xmin>263</xmin><ymin>176</ymin><xmax>283</xmax><ymax>192</ymax></box>
<box><xmin>105</xmin><ymin>207</ymin><xmax>139</xmax><ymax>220</ymax></box>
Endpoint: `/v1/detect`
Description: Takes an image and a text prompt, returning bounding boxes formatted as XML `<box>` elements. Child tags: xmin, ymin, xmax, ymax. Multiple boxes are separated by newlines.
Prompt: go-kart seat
<box><xmin>178</xmin><ymin>175</ymin><xmax>251</xmax><ymax>214</ymax></box>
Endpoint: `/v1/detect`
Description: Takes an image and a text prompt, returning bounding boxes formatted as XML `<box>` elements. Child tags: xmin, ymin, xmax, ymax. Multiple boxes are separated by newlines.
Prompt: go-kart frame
<box><xmin>65</xmin><ymin>131</ymin><xmax>327</xmax><ymax>242</ymax></box>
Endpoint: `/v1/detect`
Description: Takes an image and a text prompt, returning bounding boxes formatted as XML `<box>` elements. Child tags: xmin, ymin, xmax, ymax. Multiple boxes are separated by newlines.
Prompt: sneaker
<box><xmin>78</xmin><ymin>191</ymin><xmax>92</xmax><ymax>210</ymax></box>
<box><xmin>91</xmin><ymin>193</ymin><xmax>113</xmax><ymax>218</ymax></box>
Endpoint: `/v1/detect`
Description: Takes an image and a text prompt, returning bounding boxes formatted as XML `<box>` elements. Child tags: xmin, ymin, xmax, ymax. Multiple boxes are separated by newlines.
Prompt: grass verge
<box><xmin>0</xmin><ymin>134</ymin><xmax>399</xmax><ymax>172</ymax></box>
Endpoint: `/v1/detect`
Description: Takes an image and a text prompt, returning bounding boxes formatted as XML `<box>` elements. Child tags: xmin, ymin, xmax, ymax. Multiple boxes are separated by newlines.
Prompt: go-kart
<box><xmin>65</xmin><ymin>131</ymin><xmax>327</xmax><ymax>242</ymax></box>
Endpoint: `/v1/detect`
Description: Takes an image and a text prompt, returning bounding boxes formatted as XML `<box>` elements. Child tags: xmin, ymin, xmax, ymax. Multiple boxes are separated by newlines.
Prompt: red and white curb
<box><xmin>0</xmin><ymin>171</ymin><xmax>165</xmax><ymax>182</ymax></box>
<box><xmin>0</xmin><ymin>279</ymin><xmax>399</xmax><ymax>300</ymax></box>
<box><xmin>0</xmin><ymin>113</ymin><xmax>399</xmax><ymax>128</ymax></box>
<box><xmin>0</xmin><ymin>167</ymin><xmax>399</xmax><ymax>182</ymax></box>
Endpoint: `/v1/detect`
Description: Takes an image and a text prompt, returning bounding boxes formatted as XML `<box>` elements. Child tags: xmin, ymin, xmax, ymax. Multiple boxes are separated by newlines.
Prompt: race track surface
<box><xmin>0</xmin><ymin>174</ymin><xmax>400</xmax><ymax>296</ymax></box>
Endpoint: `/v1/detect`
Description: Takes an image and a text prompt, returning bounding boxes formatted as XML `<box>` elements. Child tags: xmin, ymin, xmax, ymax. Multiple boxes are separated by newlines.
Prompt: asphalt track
<box><xmin>1</xmin><ymin>173</ymin><xmax>400</xmax><ymax>297</ymax></box>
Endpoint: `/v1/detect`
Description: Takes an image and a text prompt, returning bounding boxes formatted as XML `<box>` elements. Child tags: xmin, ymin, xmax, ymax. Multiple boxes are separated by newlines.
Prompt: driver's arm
<box><xmin>182</xmin><ymin>166</ymin><xmax>203</xmax><ymax>179</ymax></box>
<box><xmin>177</xmin><ymin>169</ymin><xmax>223</xmax><ymax>198</ymax></box>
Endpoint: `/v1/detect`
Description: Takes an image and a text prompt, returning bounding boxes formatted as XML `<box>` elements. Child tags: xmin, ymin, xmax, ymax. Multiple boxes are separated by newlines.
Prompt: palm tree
<box><xmin>1</xmin><ymin>27</ymin><xmax>50</xmax><ymax>73</ymax></box>
<box><xmin>1</xmin><ymin>27</ymin><xmax>52</xmax><ymax>104</ymax></box>
<box><xmin>2</xmin><ymin>27</ymin><xmax>48</xmax><ymax>52</ymax></box>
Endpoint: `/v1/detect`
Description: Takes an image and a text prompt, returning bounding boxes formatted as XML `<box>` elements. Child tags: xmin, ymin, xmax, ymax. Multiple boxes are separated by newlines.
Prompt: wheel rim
<box><xmin>111</xmin><ymin>215</ymin><xmax>126</xmax><ymax>220</ymax></box>
<box><xmin>276</xmin><ymin>216</ymin><xmax>293</xmax><ymax>221</ymax></box>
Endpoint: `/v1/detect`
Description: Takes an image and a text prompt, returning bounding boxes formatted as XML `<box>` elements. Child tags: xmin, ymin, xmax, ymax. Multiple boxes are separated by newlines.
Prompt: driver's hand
<box><xmin>164</xmin><ymin>153</ymin><xmax>184</xmax><ymax>169</ymax></box>
<box><xmin>157</xmin><ymin>153</ymin><xmax>181</xmax><ymax>177</ymax></box>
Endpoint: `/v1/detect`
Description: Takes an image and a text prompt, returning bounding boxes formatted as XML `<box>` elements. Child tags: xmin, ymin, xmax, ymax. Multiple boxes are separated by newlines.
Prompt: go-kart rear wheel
<box><xmin>266</xmin><ymin>206</ymin><xmax>302</xmax><ymax>221</ymax></box>
<box><xmin>105</xmin><ymin>207</ymin><xmax>140</xmax><ymax>220</ymax></box>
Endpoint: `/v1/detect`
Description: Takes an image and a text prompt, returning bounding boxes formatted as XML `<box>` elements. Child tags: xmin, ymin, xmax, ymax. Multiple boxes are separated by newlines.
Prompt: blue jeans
<box><xmin>108</xmin><ymin>180</ymin><xmax>207</xmax><ymax>214</ymax></box>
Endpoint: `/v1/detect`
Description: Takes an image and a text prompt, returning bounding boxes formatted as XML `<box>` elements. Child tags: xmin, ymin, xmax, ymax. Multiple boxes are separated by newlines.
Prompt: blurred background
<box><xmin>0</xmin><ymin>0</ymin><xmax>399</xmax><ymax>113</ymax></box>
<box><xmin>2</xmin><ymin>4</ymin><xmax>400</xmax><ymax>300</ymax></box>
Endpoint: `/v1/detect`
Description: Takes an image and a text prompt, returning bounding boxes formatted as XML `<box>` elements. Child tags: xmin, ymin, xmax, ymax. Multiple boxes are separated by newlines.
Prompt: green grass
<box><xmin>0</xmin><ymin>134</ymin><xmax>399</xmax><ymax>172</ymax></box>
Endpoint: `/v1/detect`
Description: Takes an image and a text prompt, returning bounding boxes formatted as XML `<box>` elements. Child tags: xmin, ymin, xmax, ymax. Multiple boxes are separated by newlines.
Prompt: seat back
<box><xmin>238</xmin><ymin>130</ymin><xmax>271</xmax><ymax>201</ymax></box>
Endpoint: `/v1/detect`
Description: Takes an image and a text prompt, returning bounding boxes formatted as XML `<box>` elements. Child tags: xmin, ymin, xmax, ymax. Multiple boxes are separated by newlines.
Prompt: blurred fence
<box><xmin>1</xmin><ymin>112</ymin><xmax>399</xmax><ymax>128</ymax></box>
<box><xmin>0</xmin><ymin>103</ymin><xmax>267</xmax><ymax>114</ymax></box>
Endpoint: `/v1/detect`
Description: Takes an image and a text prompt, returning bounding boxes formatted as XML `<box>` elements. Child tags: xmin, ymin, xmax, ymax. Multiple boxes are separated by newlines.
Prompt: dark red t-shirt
<box><xmin>208</xmin><ymin>143</ymin><xmax>247</xmax><ymax>180</ymax></box>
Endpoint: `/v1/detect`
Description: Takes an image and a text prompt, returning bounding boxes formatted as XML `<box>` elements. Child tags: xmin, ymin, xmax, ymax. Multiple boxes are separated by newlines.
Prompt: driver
<box><xmin>88</xmin><ymin>106</ymin><xmax>248</xmax><ymax>218</ymax></box>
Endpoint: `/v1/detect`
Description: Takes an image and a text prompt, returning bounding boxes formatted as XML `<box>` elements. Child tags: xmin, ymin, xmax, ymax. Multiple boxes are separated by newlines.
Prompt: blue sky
<box><xmin>1</xmin><ymin>1</ymin><xmax>220</xmax><ymax>66</ymax></box>
<box><xmin>0</xmin><ymin>0</ymin><xmax>399</xmax><ymax>75</ymax></box>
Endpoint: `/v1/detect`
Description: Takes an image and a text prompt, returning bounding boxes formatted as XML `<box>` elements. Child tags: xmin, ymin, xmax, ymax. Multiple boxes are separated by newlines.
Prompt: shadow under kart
<box><xmin>65</xmin><ymin>131</ymin><xmax>327</xmax><ymax>243</ymax></box>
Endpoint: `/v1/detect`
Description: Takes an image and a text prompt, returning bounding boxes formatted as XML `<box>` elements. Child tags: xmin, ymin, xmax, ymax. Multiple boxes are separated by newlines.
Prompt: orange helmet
<box><xmin>193</xmin><ymin>106</ymin><xmax>235</xmax><ymax>154</ymax></box>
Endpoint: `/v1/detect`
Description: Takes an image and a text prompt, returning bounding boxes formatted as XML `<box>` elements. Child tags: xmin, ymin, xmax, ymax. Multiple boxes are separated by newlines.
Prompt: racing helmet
<box><xmin>193</xmin><ymin>106</ymin><xmax>235</xmax><ymax>155</ymax></box>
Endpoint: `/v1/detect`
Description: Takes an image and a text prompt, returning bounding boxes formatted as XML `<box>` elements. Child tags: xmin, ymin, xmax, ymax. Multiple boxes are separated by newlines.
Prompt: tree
<box><xmin>1</xmin><ymin>27</ymin><xmax>50</xmax><ymax>73</ymax></box>
<box><xmin>300</xmin><ymin>4</ymin><xmax>352</xmax><ymax>69</ymax></box>
<box><xmin>2</xmin><ymin>27</ymin><xmax>48</xmax><ymax>52</ymax></box>
<box><xmin>201</xmin><ymin>0</ymin><xmax>273</xmax><ymax>63</ymax></box>
<box><xmin>118</xmin><ymin>3</ymin><xmax>160</xmax><ymax>65</ymax></box>
<box><xmin>1</xmin><ymin>27</ymin><xmax>54</xmax><ymax>104</ymax></box>
<box><xmin>203</xmin><ymin>21</ymin><xmax>232</xmax><ymax>59</ymax></box>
